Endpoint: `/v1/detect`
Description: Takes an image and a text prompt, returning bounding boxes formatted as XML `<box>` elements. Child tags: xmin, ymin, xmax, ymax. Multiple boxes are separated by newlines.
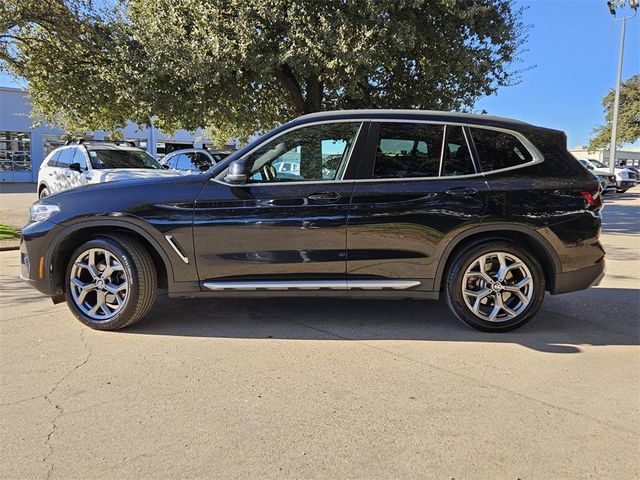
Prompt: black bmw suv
<box><xmin>21</xmin><ymin>110</ymin><xmax>605</xmax><ymax>332</ymax></box>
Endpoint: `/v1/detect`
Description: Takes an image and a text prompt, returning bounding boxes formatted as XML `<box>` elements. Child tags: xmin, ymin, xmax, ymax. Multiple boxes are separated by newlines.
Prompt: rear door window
<box><xmin>441</xmin><ymin>126</ymin><xmax>475</xmax><ymax>176</ymax></box>
<box><xmin>470</xmin><ymin>128</ymin><xmax>533</xmax><ymax>172</ymax></box>
<box><xmin>374</xmin><ymin>123</ymin><xmax>443</xmax><ymax>178</ymax></box>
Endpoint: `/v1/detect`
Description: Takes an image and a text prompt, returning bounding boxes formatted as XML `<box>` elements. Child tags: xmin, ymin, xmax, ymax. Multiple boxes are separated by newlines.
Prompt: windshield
<box><xmin>590</xmin><ymin>159</ymin><xmax>607</xmax><ymax>169</ymax></box>
<box><xmin>88</xmin><ymin>149</ymin><xmax>162</xmax><ymax>169</ymax></box>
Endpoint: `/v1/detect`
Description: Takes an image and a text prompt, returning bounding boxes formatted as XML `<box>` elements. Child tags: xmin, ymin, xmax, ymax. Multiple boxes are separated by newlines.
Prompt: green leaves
<box><xmin>1</xmin><ymin>0</ymin><xmax>526</xmax><ymax>144</ymax></box>
<box><xmin>589</xmin><ymin>75</ymin><xmax>640</xmax><ymax>150</ymax></box>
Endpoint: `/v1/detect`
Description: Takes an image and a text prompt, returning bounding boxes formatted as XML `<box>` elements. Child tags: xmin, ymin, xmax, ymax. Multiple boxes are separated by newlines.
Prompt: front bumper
<box><xmin>617</xmin><ymin>180</ymin><xmax>637</xmax><ymax>189</ymax></box>
<box><xmin>551</xmin><ymin>257</ymin><xmax>605</xmax><ymax>294</ymax></box>
<box><xmin>19</xmin><ymin>220</ymin><xmax>63</xmax><ymax>296</ymax></box>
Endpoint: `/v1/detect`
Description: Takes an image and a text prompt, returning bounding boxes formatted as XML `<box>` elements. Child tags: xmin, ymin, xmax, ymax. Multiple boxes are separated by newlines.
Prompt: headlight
<box><xmin>29</xmin><ymin>203</ymin><xmax>60</xmax><ymax>223</ymax></box>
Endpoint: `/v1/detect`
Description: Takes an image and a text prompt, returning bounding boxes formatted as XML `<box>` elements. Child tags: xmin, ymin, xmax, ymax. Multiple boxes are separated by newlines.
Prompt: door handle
<box><xmin>308</xmin><ymin>192</ymin><xmax>341</xmax><ymax>202</ymax></box>
<box><xmin>445</xmin><ymin>187</ymin><xmax>477</xmax><ymax>196</ymax></box>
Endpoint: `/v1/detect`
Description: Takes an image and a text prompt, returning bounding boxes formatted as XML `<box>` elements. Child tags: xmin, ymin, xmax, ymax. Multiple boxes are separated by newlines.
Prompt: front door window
<box><xmin>242</xmin><ymin>122</ymin><xmax>362</xmax><ymax>183</ymax></box>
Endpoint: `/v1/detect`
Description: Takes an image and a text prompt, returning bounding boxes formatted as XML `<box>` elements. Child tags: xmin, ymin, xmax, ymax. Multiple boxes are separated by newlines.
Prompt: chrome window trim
<box><xmin>465</xmin><ymin>124</ymin><xmax>544</xmax><ymax>176</ymax></box>
<box><xmin>213</xmin><ymin>120</ymin><xmax>364</xmax><ymax>187</ymax></box>
<box><xmin>438</xmin><ymin>124</ymin><xmax>448</xmax><ymax>177</ymax></box>
<box><xmin>212</xmin><ymin>117</ymin><xmax>544</xmax><ymax>187</ymax></box>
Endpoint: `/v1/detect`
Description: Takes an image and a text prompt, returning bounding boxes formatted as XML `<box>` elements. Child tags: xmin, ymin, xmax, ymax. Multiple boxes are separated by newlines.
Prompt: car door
<box><xmin>193</xmin><ymin>121</ymin><xmax>367</xmax><ymax>288</ymax></box>
<box><xmin>346</xmin><ymin>122</ymin><xmax>490</xmax><ymax>291</ymax></box>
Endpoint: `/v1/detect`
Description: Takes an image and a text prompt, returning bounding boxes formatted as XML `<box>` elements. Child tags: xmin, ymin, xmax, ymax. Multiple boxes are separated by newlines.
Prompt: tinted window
<box><xmin>374</xmin><ymin>123</ymin><xmax>443</xmax><ymax>178</ymax></box>
<box><xmin>442</xmin><ymin>126</ymin><xmax>475</xmax><ymax>176</ymax></box>
<box><xmin>71</xmin><ymin>149</ymin><xmax>88</xmax><ymax>170</ymax></box>
<box><xmin>88</xmin><ymin>148</ymin><xmax>162</xmax><ymax>169</ymax></box>
<box><xmin>244</xmin><ymin>122</ymin><xmax>361</xmax><ymax>183</ymax></box>
<box><xmin>471</xmin><ymin>128</ymin><xmax>533</xmax><ymax>172</ymax></box>
<box><xmin>56</xmin><ymin>148</ymin><xmax>76</xmax><ymax>168</ymax></box>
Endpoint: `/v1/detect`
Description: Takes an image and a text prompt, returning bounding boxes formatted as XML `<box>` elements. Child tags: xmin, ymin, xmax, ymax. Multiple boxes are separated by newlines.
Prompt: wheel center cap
<box><xmin>96</xmin><ymin>279</ymin><xmax>105</xmax><ymax>289</ymax></box>
<box><xmin>492</xmin><ymin>282</ymin><xmax>504</xmax><ymax>292</ymax></box>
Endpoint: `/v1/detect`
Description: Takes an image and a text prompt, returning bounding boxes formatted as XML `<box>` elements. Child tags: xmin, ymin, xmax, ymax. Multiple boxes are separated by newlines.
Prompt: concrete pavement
<box><xmin>0</xmin><ymin>182</ymin><xmax>36</xmax><ymax>229</ymax></box>
<box><xmin>0</xmin><ymin>192</ymin><xmax>638</xmax><ymax>479</ymax></box>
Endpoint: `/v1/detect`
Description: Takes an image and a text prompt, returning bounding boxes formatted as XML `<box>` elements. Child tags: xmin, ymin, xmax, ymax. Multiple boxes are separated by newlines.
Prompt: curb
<box><xmin>0</xmin><ymin>238</ymin><xmax>20</xmax><ymax>252</ymax></box>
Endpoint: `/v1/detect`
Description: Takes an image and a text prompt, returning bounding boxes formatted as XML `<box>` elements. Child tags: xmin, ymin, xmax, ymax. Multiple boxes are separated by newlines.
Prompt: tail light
<box><xmin>581</xmin><ymin>190</ymin><xmax>603</xmax><ymax>209</ymax></box>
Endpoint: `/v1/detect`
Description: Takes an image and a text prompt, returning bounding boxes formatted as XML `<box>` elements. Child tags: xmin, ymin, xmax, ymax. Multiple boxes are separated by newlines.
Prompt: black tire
<box><xmin>39</xmin><ymin>187</ymin><xmax>50</xmax><ymax>199</ymax></box>
<box><xmin>444</xmin><ymin>241</ymin><xmax>545</xmax><ymax>332</ymax></box>
<box><xmin>64</xmin><ymin>235</ymin><xmax>157</xmax><ymax>330</ymax></box>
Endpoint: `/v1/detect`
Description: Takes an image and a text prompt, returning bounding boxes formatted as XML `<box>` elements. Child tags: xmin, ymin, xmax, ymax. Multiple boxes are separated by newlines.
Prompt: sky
<box><xmin>1</xmin><ymin>0</ymin><xmax>639</xmax><ymax>148</ymax></box>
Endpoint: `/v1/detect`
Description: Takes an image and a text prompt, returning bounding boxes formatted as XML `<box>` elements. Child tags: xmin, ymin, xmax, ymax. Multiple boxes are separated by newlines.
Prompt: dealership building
<box><xmin>0</xmin><ymin>86</ymin><xmax>234</xmax><ymax>183</ymax></box>
<box><xmin>569</xmin><ymin>146</ymin><xmax>640</xmax><ymax>167</ymax></box>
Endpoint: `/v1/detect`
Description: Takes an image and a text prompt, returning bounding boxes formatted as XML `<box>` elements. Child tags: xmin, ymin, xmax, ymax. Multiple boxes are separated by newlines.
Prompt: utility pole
<box><xmin>606</xmin><ymin>0</ymin><xmax>638</xmax><ymax>174</ymax></box>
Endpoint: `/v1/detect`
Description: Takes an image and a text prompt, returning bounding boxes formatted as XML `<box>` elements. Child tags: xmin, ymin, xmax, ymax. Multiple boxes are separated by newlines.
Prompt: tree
<box><xmin>589</xmin><ymin>75</ymin><xmax>640</xmax><ymax>150</ymax></box>
<box><xmin>1</xmin><ymin>0</ymin><xmax>527</xmax><ymax>142</ymax></box>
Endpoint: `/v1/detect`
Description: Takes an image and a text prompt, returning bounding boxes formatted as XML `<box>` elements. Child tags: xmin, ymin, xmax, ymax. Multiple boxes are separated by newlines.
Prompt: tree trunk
<box><xmin>275</xmin><ymin>64</ymin><xmax>305</xmax><ymax>116</ymax></box>
<box><xmin>304</xmin><ymin>76</ymin><xmax>323</xmax><ymax>113</ymax></box>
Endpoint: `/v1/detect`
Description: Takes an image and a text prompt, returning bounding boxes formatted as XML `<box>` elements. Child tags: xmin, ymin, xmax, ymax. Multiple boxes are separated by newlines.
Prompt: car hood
<box><xmin>38</xmin><ymin>173</ymin><xmax>210</xmax><ymax>226</ymax></box>
<box><xmin>89</xmin><ymin>168</ymin><xmax>181</xmax><ymax>183</ymax></box>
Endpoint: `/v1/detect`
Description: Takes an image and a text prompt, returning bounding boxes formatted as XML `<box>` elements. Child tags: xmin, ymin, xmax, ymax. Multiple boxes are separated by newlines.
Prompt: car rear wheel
<box><xmin>65</xmin><ymin>235</ymin><xmax>157</xmax><ymax>330</ymax></box>
<box><xmin>444</xmin><ymin>241</ymin><xmax>545</xmax><ymax>332</ymax></box>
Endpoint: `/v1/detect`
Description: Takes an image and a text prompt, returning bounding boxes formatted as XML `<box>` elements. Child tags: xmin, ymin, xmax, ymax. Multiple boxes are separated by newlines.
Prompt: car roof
<box><xmin>83</xmin><ymin>143</ymin><xmax>142</xmax><ymax>151</ymax></box>
<box><xmin>163</xmin><ymin>148</ymin><xmax>202</xmax><ymax>155</ymax></box>
<box><xmin>294</xmin><ymin>109</ymin><xmax>533</xmax><ymax>128</ymax></box>
<box><xmin>58</xmin><ymin>142</ymin><xmax>143</xmax><ymax>151</ymax></box>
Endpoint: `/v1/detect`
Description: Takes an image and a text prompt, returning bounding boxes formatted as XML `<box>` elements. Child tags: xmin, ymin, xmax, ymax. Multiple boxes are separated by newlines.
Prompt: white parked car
<box><xmin>38</xmin><ymin>141</ymin><xmax>179</xmax><ymax>198</ymax></box>
<box><xmin>160</xmin><ymin>148</ymin><xmax>233</xmax><ymax>174</ymax></box>
<box><xmin>577</xmin><ymin>158</ymin><xmax>637</xmax><ymax>193</ymax></box>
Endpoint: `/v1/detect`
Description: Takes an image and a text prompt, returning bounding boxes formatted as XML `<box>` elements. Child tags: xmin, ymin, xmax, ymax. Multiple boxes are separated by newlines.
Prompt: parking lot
<box><xmin>1</xmin><ymin>190</ymin><xmax>639</xmax><ymax>479</ymax></box>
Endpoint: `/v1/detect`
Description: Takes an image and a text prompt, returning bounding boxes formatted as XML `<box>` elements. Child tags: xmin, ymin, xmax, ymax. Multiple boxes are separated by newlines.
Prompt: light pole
<box><xmin>606</xmin><ymin>0</ymin><xmax>638</xmax><ymax>174</ymax></box>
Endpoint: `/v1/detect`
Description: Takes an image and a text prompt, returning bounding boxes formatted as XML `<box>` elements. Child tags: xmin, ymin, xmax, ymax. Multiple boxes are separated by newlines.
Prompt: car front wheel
<box><xmin>39</xmin><ymin>187</ymin><xmax>50</xmax><ymax>199</ymax></box>
<box><xmin>65</xmin><ymin>235</ymin><xmax>157</xmax><ymax>330</ymax></box>
<box><xmin>444</xmin><ymin>241</ymin><xmax>545</xmax><ymax>332</ymax></box>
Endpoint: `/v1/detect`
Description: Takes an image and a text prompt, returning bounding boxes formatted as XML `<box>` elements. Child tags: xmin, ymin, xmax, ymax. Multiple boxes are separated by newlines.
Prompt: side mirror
<box><xmin>161</xmin><ymin>164</ymin><xmax>170</xmax><ymax>170</ymax></box>
<box><xmin>69</xmin><ymin>162</ymin><xmax>82</xmax><ymax>172</ymax></box>
<box><xmin>587</xmin><ymin>165</ymin><xmax>594</xmax><ymax>170</ymax></box>
<box><xmin>225</xmin><ymin>159</ymin><xmax>248</xmax><ymax>184</ymax></box>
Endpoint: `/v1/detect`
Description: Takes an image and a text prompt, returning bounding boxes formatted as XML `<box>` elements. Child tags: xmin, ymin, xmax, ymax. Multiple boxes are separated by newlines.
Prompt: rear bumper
<box><xmin>551</xmin><ymin>257</ymin><xmax>605</xmax><ymax>294</ymax></box>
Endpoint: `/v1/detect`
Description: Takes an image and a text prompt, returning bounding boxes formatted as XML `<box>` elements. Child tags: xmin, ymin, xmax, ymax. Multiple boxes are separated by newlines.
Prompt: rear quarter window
<box><xmin>471</xmin><ymin>128</ymin><xmax>533</xmax><ymax>172</ymax></box>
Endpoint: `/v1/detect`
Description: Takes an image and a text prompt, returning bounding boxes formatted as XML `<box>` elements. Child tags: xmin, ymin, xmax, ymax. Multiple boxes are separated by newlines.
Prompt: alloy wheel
<box><xmin>69</xmin><ymin>248</ymin><xmax>129</xmax><ymax>321</ymax></box>
<box><xmin>461</xmin><ymin>251</ymin><xmax>533</xmax><ymax>322</ymax></box>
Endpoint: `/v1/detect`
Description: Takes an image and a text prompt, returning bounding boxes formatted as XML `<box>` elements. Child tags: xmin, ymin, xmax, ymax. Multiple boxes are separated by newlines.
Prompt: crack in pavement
<box><xmin>41</xmin><ymin>329</ymin><xmax>93</xmax><ymax>480</ymax></box>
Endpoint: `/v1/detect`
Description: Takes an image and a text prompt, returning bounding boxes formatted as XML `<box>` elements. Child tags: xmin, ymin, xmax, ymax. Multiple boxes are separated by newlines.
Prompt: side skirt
<box><xmin>202</xmin><ymin>279</ymin><xmax>420</xmax><ymax>292</ymax></box>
